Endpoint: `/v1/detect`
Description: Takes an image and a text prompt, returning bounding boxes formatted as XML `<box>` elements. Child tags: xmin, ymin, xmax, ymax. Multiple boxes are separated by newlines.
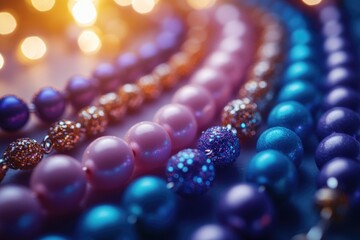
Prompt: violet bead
<box><xmin>30</xmin><ymin>155</ymin><xmax>87</xmax><ymax>215</ymax></box>
<box><xmin>325</xmin><ymin>67</ymin><xmax>358</xmax><ymax>90</ymax></box>
<box><xmin>124</xmin><ymin>121</ymin><xmax>172</xmax><ymax>172</ymax></box>
<box><xmin>162</xmin><ymin>17</ymin><xmax>183</xmax><ymax>35</ymax></box>
<box><xmin>326</xmin><ymin>50</ymin><xmax>356</xmax><ymax>69</ymax></box>
<box><xmin>324</xmin><ymin>36</ymin><xmax>350</xmax><ymax>53</ymax></box>
<box><xmin>315</xmin><ymin>133</ymin><xmax>360</xmax><ymax>169</ymax></box>
<box><xmin>93</xmin><ymin>63</ymin><xmax>120</xmax><ymax>93</ymax></box>
<box><xmin>66</xmin><ymin>76</ymin><xmax>97</xmax><ymax>110</ymax></box>
<box><xmin>0</xmin><ymin>185</ymin><xmax>43</xmax><ymax>239</ymax></box>
<box><xmin>0</xmin><ymin>95</ymin><xmax>29</xmax><ymax>132</ymax></box>
<box><xmin>156</xmin><ymin>31</ymin><xmax>178</xmax><ymax>55</ymax></box>
<box><xmin>138</xmin><ymin>42</ymin><xmax>160</xmax><ymax>70</ymax></box>
<box><xmin>115</xmin><ymin>52</ymin><xmax>139</xmax><ymax>82</ymax></box>
<box><xmin>33</xmin><ymin>87</ymin><xmax>66</xmax><ymax>122</ymax></box>
<box><xmin>323</xmin><ymin>87</ymin><xmax>360</xmax><ymax>111</ymax></box>
<box><xmin>322</xmin><ymin>20</ymin><xmax>345</xmax><ymax>37</ymax></box>
<box><xmin>190</xmin><ymin>224</ymin><xmax>238</xmax><ymax>240</ymax></box>
<box><xmin>82</xmin><ymin>136</ymin><xmax>135</xmax><ymax>191</ymax></box>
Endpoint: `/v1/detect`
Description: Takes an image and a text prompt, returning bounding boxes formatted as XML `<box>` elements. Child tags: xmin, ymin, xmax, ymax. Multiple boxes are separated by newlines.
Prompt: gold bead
<box><xmin>118</xmin><ymin>83</ymin><xmax>144</xmax><ymax>111</ymax></box>
<box><xmin>136</xmin><ymin>75</ymin><xmax>162</xmax><ymax>101</ymax></box>
<box><xmin>152</xmin><ymin>63</ymin><xmax>177</xmax><ymax>90</ymax></box>
<box><xmin>169</xmin><ymin>52</ymin><xmax>192</xmax><ymax>77</ymax></box>
<box><xmin>77</xmin><ymin>106</ymin><xmax>108</xmax><ymax>137</ymax></box>
<box><xmin>3</xmin><ymin>138</ymin><xmax>44</xmax><ymax>170</ymax></box>
<box><xmin>239</xmin><ymin>79</ymin><xmax>273</xmax><ymax>111</ymax></box>
<box><xmin>48</xmin><ymin>120</ymin><xmax>82</xmax><ymax>151</ymax></box>
<box><xmin>181</xmin><ymin>38</ymin><xmax>204</xmax><ymax>64</ymax></box>
<box><xmin>98</xmin><ymin>92</ymin><xmax>127</xmax><ymax>122</ymax></box>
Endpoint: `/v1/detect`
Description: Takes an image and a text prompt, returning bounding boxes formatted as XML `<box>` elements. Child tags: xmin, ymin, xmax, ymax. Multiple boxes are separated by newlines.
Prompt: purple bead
<box><xmin>324</xmin><ymin>36</ymin><xmax>349</xmax><ymax>53</ymax></box>
<box><xmin>93</xmin><ymin>63</ymin><xmax>120</xmax><ymax>93</ymax></box>
<box><xmin>218</xmin><ymin>184</ymin><xmax>274</xmax><ymax>238</ymax></box>
<box><xmin>30</xmin><ymin>155</ymin><xmax>87</xmax><ymax>215</ymax></box>
<box><xmin>66</xmin><ymin>76</ymin><xmax>97</xmax><ymax>110</ymax></box>
<box><xmin>315</xmin><ymin>133</ymin><xmax>360</xmax><ymax>169</ymax></box>
<box><xmin>0</xmin><ymin>95</ymin><xmax>29</xmax><ymax>132</ymax></box>
<box><xmin>33</xmin><ymin>87</ymin><xmax>66</xmax><ymax>123</ymax></box>
<box><xmin>323</xmin><ymin>87</ymin><xmax>360</xmax><ymax>111</ymax></box>
<box><xmin>322</xmin><ymin>20</ymin><xmax>345</xmax><ymax>37</ymax></box>
<box><xmin>82</xmin><ymin>136</ymin><xmax>135</xmax><ymax>191</ymax></box>
<box><xmin>162</xmin><ymin>17</ymin><xmax>183</xmax><ymax>35</ymax></box>
<box><xmin>197</xmin><ymin>126</ymin><xmax>240</xmax><ymax>167</ymax></box>
<box><xmin>190</xmin><ymin>224</ymin><xmax>239</xmax><ymax>240</ymax></box>
<box><xmin>166</xmin><ymin>149</ymin><xmax>215</xmax><ymax>196</ymax></box>
<box><xmin>325</xmin><ymin>67</ymin><xmax>358</xmax><ymax>90</ymax></box>
<box><xmin>317</xmin><ymin>157</ymin><xmax>360</xmax><ymax>194</ymax></box>
<box><xmin>0</xmin><ymin>185</ymin><xmax>43</xmax><ymax>239</ymax></box>
<box><xmin>317</xmin><ymin>107</ymin><xmax>360</xmax><ymax>139</ymax></box>
<box><xmin>115</xmin><ymin>52</ymin><xmax>139</xmax><ymax>82</ymax></box>
<box><xmin>156</xmin><ymin>31</ymin><xmax>178</xmax><ymax>54</ymax></box>
<box><xmin>326</xmin><ymin>51</ymin><xmax>356</xmax><ymax>69</ymax></box>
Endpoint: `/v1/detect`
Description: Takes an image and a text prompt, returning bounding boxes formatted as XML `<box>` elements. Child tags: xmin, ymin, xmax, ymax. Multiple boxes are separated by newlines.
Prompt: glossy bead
<box><xmin>66</xmin><ymin>76</ymin><xmax>97</xmax><ymax>110</ymax></box>
<box><xmin>172</xmin><ymin>85</ymin><xmax>216</xmax><ymax>130</ymax></box>
<box><xmin>124</xmin><ymin>121</ymin><xmax>171</xmax><ymax>172</ymax></box>
<box><xmin>317</xmin><ymin>107</ymin><xmax>360</xmax><ymax>139</ymax></box>
<box><xmin>318</xmin><ymin>157</ymin><xmax>360</xmax><ymax>194</ymax></box>
<box><xmin>33</xmin><ymin>87</ymin><xmax>66</xmax><ymax>122</ymax></box>
<box><xmin>30</xmin><ymin>155</ymin><xmax>87</xmax><ymax>215</ymax></box>
<box><xmin>315</xmin><ymin>133</ymin><xmax>360</xmax><ymax>169</ymax></box>
<box><xmin>98</xmin><ymin>92</ymin><xmax>127</xmax><ymax>122</ymax></box>
<box><xmin>0</xmin><ymin>95</ymin><xmax>29</xmax><ymax>132</ymax></box>
<box><xmin>197</xmin><ymin>126</ymin><xmax>240</xmax><ymax>167</ymax></box>
<box><xmin>115</xmin><ymin>52</ymin><xmax>137</xmax><ymax>73</ymax></box>
<box><xmin>118</xmin><ymin>84</ymin><xmax>144</xmax><ymax>111</ymax></box>
<box><xmin>166</xmin><ymin>149</ymin><xmax>215</xmax><ymax>196</ymax></box>
<box><xmin>48</xmin><ymin>120</ymin><xmax>82</xmax><ymax>151</ymax></box>
<box><xmin>122</xmin><ymin>176</ymin><xmax>177</xmax><ymax>231</ymax></box>
<box><xmin>323</xmin><ymin>20</ymin><xmax>345</xmax><ymax>37</ymax></box>
<box><xmin>0</xmin><ymin>186</ymin><xmax>43</xmax><ymax>239</ymax></box>
<box><xmin>154</xmin><ymin>104</ymin><xmax>197</xmax><ymax>152</ymax></box>
<box><xmin>136</xmin><ymin>75</ymin><xmax>162</xmax><ymax>100</ymax></box>
<box><xmin>246</xmin><ymin>150</ymin><xmax>297</xmax><ymax>197</ymax></box>
<box><xmin>190</xmin><ymin>224</ymin><xmax>238</xmax><ymax>240</ymax></box>
<box><xmin>218</xmin><ymin>184</ymin><xmax>274</xmax><ymax>238</ymax></box>
<box><xmin>267</xmin><ymin>101</ymin><xmax>313</xmax><ymax>140</ymax></box>
<box><xmin>93</xmin><ymin>63</ymin><xmax>120</xmax><ymax>93</ymax></box>
<box><xmin>152</xmin><ymin>63</ymin><xmax>177</xmax><ymax>89</ymax></box>
<box><xmin>156</xmin><ymin>31</ymin><xmax>178</xmax><ymax>54</ymax></box>
<box><xmin>288</xmin><ymin>44</ymin><xmax>316</xmax><ymax>63</ymax></box>
<box><xmin>327</xmin><ymin>50</ymin><xmax>356</xmax><ymax>69</ymax></box>
<box><xmin>239</xmin><ymin>79</ymin><xmax>273</xmax><ymax>111</ymax></box>
<box><xmin>325</xmin><ymin>67</ymin><xmax>358</xmax><ymax>90</ymax></box>
<box><xmin>82</xmin><ymin>136</ymin><xmax>135</xmax><ymax>190</ymax></box>
<box><xmin>324</xmin><ymin>36</ymin><xmax>349</xmax><ymax>53</ymax></box>
<box><xmin>77</xmin><ymin>106</ymin><xmax>108</xmax><ymax>136</ymax></box>
<box><xmin>78</xmin><ymin>205</ymin><xmax>137</xmax><ymax>240</ymax></box>
<box><xmin>290</xmin><ymin>28</ymin><xmax>313</xmax><ymax>45</ymax></box>
<box><xmin>323</xmin><ymin>87</ymin><xmax>360</xmax><ymax>111</ymax></box>
<box><xmin>283</xmin><ymin>61</ymin><xmax>321</xmax><ymax>84</ymax></box>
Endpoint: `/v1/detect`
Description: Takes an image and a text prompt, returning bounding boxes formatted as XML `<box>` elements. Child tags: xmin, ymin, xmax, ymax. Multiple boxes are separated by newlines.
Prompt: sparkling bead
<box><xmin>166</xmin><ymin>149</ymin><xmax>215</xmax><ymax>196</ymax></box>
<box><xmin>0</xmin><ymin>95</ymin><xmax>30</xmax><ymax>132</ymax></box>
<box><xmin>249</xmin><ymin>60</ymin><xmax>276</xmax><ymax>81</ymax></box>
<box><xmin>152</xmin><ymin>63</ymin><xmax>177</xmax><ymax>89</ymax></box>
<box><xmin>118</xmin><ymin>84</ymin><xmax>144</xmax><ymax>111</ymax></box>
<box><xmin>77</xmin><ymin>106</ymin><xmax>108</xmax><ymax>137</ymax></box>
<box><xmin>257</xmin><ymin>42</ymin><xmax>282</xmax><ymax>62</ymax></box>
<box><xmin>221</xmin><ymin>98</ymin><xmax>262</xmax><ymax>139</ymax></box>
<box><xmin>239</xmin><ymin>79</ymin><xmax>273</xmax><ymax>111</ymax></box>
<box><xmin>136</xmin><ymin>75</ymin><xmax>162</xmax><ymax>100</ymax></box>
<box><xmin>197</xmin><ymin>126</ymin><xmax>240</xmax><ymax>167</ymax></box>
<box><xmin>169</xmin><ymin>52</ymin><xmax>192</xmax><ymax>77</ymax></box>
<box><xmin>3</xmin><ymin>138</ymin><xmax>44</xmax><ymax>170</ymax></box>
<box><xmin>48</xmin><ymin>120</ymin><xmax>82</xmax><ymax>151</ymax></box>
<box><xmin>98</xmin><ymin>93</ymin><xmax>127</xmax><ymax>122</ymax></box>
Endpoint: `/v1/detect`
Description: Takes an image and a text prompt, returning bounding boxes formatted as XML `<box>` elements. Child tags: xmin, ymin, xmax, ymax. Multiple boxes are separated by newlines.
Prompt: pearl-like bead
<box><xmin>66</xmin><ymin>76</ymin><xmax>97</xmax><ymax>110</ymax></box>
<box><xmin>0</xmin><ymin>95</ymin><xmax>29</xmax><ymax>132</ymax></box>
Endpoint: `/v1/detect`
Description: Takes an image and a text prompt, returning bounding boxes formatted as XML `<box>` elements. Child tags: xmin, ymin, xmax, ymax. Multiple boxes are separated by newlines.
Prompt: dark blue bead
<box><xmin>190</xmin><ymin>224</ymin><xmax>239</xmax><ymax>240</ymax></box>
<box><xmin>32</xmin><ymin>87</ymin><xmax>66</xmax><ymax>123</ymax></box>
<box><xmin>65</xmin><ymin>76</ymin><xmax>97</xmax><ymax>110</ymax></box>
<box><xmin>93</xmin><ymin>63</ymin><xmax>120</xmax><ymax>93</ymax></box>
<box><xmin>315</xmin><ymin>133</ymin><xmax>360</xmax><ymax>169</ymax></box>
<box><xmin>326</xmin><ymin>50</ymin><xmax>356</xmax><ymax>69</ymax></box>
<box><xmin>0</xmin><ymin>95</ymin><xmax>29</xmax><ymax>131</ymax></box>
<box><xmin>323</xmin><ymin>87</ymin><xmax>360</xmax><ymax>111</ymax></box>
<box><xmin>283</xmin><ymin>61</ymin><xmax>321</xmax><ymax>84</ymax></box>
<box><xmin>325</xmin><ymin>67</ymin><xmax>359</xmax><ymax>90</ymax></box>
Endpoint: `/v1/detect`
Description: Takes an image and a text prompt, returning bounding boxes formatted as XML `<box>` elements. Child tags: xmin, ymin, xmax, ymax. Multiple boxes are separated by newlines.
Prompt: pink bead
<box><xmin>219</xmin><ymin>37</ymin><xmax>246</xmax><ymax>58</ymax></box>
<box><xmin>124</xmin><ymin>121</ymin><xmax>172</xmax><ymax>172</ymax></box>
<box><xmin>190</xmin><ymin>68</ymin><xmax>232</xmax><ymax>111</ymax></box>
<box><xmin>30</xmin><ymin>155</ymin><xmax>87</xmax><ymax>215</ymax></box>
<box><xmin>82</xmin><ymin>136</ymin><xmax>135</xmax><ymax>191</ymax></box>
<box><xmin>154</xmin><ymin>104</ymin><xmax>198</xmax><ymax>152</ymax></box>
<box><xmin>222</xmin><ymin>20</ymin><xmax>247</xmax><ymax>39</ymax></box>
<box><xmin>172</xmin><ymin>85</ymin><xmax>216</xmax><ymax>130</ymax></box>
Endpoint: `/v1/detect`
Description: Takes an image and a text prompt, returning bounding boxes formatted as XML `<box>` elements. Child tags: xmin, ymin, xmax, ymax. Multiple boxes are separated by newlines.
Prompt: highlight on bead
<box><xmin>131</xmin><ymin>0</ymin><xmax>156</xmax><ymax>14</ymax></box>
<box><xmin>77</xmin><ymin>29</ymin><xmax>102</xmax><ymax>54</ymax></box>
<box><xmin>71</xmin><ymin>0</ymin><xmax>97</xmax><ymax>26</ymax></box>
<box><xmin>186</xmin><ymin>0</ymin><xmax>216</xmax><ymax>9</ymax></box>
<box><xmin>0</xmin><ymin>12</ymin><xmax>17</xmax><ymax>35</ymax></box>
<box><xmin>0</xmin><ymin>53</ymin><xmax>4</xmax><ymax>70</ymax></box>
<box><xmin>302</xmin><ymin>0</ymin><xmax>322</xmax><ymax>6</ymax></box>
<box><xmin>30</xmin><ymin>0</ymin><xmax>56</xmax><ymax>12</ymax></box>
<box><xmin>18</xmin><ymin>36</ymin><xmax>47</xmax><ymax>62</ymax></box>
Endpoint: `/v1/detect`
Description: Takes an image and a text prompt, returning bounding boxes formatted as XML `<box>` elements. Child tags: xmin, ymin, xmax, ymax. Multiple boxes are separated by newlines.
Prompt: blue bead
<box><xmin>166</xmin><ymin>149</ymin><xmax>215</xmax><ymax>196</ymax></box>
<box><xmin>290</xmin><ymin>29</ymin><xmax>313</xmax><ymax>45</ymax></box>
<box><xmin>38</xmin><ymin>235</ymin><xmax>69</xmax><ymax>240</ymax></box>
<box><xmin>326</xmin><ymin>50</ymin><xmax>356</xmax><ymax>69</ymax></box>
<box><xmin>33</xmin><ymin>87</ymin><xmax>66</xmax><ymax>123</ymax></box>
<box><xmin>197</xmin><ymin>126</ymin><xmax>240</xmax><ymax>167</ymax></box>
<box><xmin>190</xmin><ymin>224</ymin><xmax>239</xmax><ymax>240</ymax></box>
<box><xmin>0</xmin><ymin>95</ymin><xmax>29</xmax><ymax>131</ymax></box>
<box><xmin>267</xmin><ymin>101</ymin><xmax>313</xmax><ymax>140</ymax></box>
<box><xmin>323</xmin><ymin>87</ymin><xmax>360</xmax><ymax>111</ymax></box>
<box><xmin>122</xmin><ymin>176</ymin><xmax>177</xmax><ymax>231</ymax></box>
<box><xmin>283</xmin><ymin>61</ymin><xmax>321</xmax><ymax>84</ymax></box>
<box><xmin>288</xmin><ymin>44</ymin><xmax>316</xmax><ymax>63</ymax></box>
<box><xmin>325</xmin><ymin>67</ymin><xmax>359</xmax><ymax>90</ymax></box>
<box><xmin>256</xmin><ymin>127</ymin><xmax>303</xmax><ymax>167</ymax></box>
<box><xmin>246</xmin><ymin>150</ymin><xmax>297</xmax><ymax>198</ymax></box>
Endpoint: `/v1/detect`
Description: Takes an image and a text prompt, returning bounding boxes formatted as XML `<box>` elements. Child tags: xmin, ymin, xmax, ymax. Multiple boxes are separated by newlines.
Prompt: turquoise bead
<box><xmin>291</xmin><ymin>28</ymin><xmax>313</xmax><ymax>45</ymax></box>
<box><xmin>283</xmin><ymin>61</ymin><xmax>321</xmax><ymax>84</ymax></box>
<box><xmin>288</xmin><ymin>44</ymin><xmax>315</xmax><ymax>63</ymax></box>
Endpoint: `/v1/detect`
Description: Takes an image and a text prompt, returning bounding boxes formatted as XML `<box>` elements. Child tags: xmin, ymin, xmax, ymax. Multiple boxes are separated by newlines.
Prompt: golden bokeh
<box><xmin>132</xmin><ymin>0</ymin><xmax>156</xmax><ymax>14</ymax></box>
<box><xmin>20</xmin><ymin>36</ymin><xmax>47</xmax><ymax>61</ymax></box>
<box><xmin>114</xmin><ymin>0</ymin><xmax>132</xmax><ymax>6</ymax></box>
<box><xmin>71</xmin><ymin>0</ymin><xmax>97</xmax><ymax>26</ymax></box>
<box><xmin>302</xmin><ymin>0</ymin><xmax>322</xmax><ymax>6</ymax></box>
<box><xmin>186</xmin><ymin>0</ymin><xmax>216</xmax><ymax>9</ymax></box>
<box><xmin>31</xmin><ymin>0</ymin><xmax>56</xmax><ymax>12</ymax></box>
<box><xmin>0</xmin><ymin>12</ymin><xmax>17</xmax><ymax>35</ymax></box>
<box><xmin>78</xmin><ymin>29</ymin><xmax>102</xmax><ymax>54</ymax></box>
<box><xmin>0</xmin><ymin>53</ymin><xmax>4</xmax><ymax>70</ymax></box>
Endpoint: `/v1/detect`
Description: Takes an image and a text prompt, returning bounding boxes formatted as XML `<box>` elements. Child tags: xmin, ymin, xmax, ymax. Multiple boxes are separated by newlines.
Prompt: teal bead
<box><xmin>246</xmin><ymin>150</ymin><xmax>297</xmax><ymax>198</ymax></box>
<box><xmin>288</xmin><ymin>45</ymin><xmax>315</xmax><ymax>63</ymax></box>
<box><xmin>256</xmin><ymin>127</ymin><xmax>304</xmax><ymax>167</ymax></box>
<box><xmin>267</xmin><ymin>101</ymin><xmax>313</xmax><ymax>140</ymax></box>
<box><xmin>38</xmin><ymin>236</ymin><xmax>69</xmax><ymax>240</ymax></box>
<box><xmin>290</xmin><ymin>29</ymin><xmax>313</xmax><ymax>45</ymax></box>
<box><xmin>283</xmin><ymin>61</ymin><xmax>321</xmax><ymax>84</ymax></box>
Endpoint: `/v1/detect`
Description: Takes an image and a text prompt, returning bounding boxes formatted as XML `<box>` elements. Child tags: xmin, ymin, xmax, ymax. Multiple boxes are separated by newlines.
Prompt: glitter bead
<box><xmin>152</xmin><ymin>63</ymin><xmax>177</xmax><ymax>89</ymax></box>
<box><xmin>169</xmin><ymin>52</ymin><xmax>192</xmax><ymax>77</ymax></box>
<box><xmin>221</xmin><ymin>98</ymin><xmax>262</xmax><ymax>139</ymax></box>
<box><xmin>48</xmin><ymin>120</ymin><xmax>82</xmax><ymax>151</ymax></box>
<box><xmin>136</xmin><ymin>75</ymin><xmax>163</xmax><ymax>100</ymax></box>
<box><xmin>166</xmin><ymin>149</ymin><xmax>215</xmax><ymax>196</ymax></box>
<box><xmin>197</xmin><ymin>126</ymin><xmax>240</xmax><ymax>167</ymax></box>
<box><xmin>3</xmin><ymin>138</ymin><xmax>44</xmax><ymax>170</ymax></box>
<box><xmin>118</xmin><ymin>84</ymin><xmax>144</xmax><ymax>111</ymax></box>
<box><xmin>77</xmin><ymin>106</ymin><xmax>108</xmax><ymax>137</ymax></box>
<box><xmin>239</xmin><ymin>79</ymin><xmax>273</xmax><ymax>111</ymax></box>
<box><xmin>98</xmin><ymin>93</ymin><xmax>127</xmax><ymax>122</ymax></box>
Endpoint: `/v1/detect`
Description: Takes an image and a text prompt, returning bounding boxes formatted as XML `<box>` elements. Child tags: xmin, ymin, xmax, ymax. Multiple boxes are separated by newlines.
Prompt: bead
<box><xmin>78</xmin><ymin>205</ymin><xmax>137</xmax><ymax>240</ymax></box>
<box><xmin>166</xmin><ymin>149</ymin><xmax>215</xmax><ymax>196</ymax></box>
<box><xmin>138</xmin><ymin>42</ymin><xmax>159</xmax><ymax>70</ymax></box>
<box><xmin>77</xmin><ymin>106</ymin><xmax>108</xmax><ymax>137</ymax></box>
<box><xmin>124</xmin><ymin>121</ymin><xmax>171</xmax><ymax>172</ymax></box>
<box><xmin>323</xmin><ymin>87</ymin><xmax>360</xmax><ymax>111</ymax></box>
<box><xmin>0</xmin><ymin>162</ymin><xmax>7</xmax><ymax>182</ymax></box>
<box><xmin>197</xmin><ymin>126</ymin><xmax>240</xmax><ymax>167</ymax></box>
<box><xmin>325</xmin><ymin>67</ymin><xmax>358</xmax><ymax>90</ymax></box>
<box><xmin>190</xmin><ymin>224</ymin><xmax>238</xmax><ymax>240</ymax></box>
<box><xmin>317</xmin><ymin>107</ymin><xmax>360</xmax><ymax>139</ymax></box>
<box><xmin>48</xmin><ymin>120</ymin><xmax>82</xmax><ymax>151</ymax></box>
<box><xmin>218</xmin><ymin>184</ymin><xmax>274</xmax><ymax>238</ymax></box>
<box><xmin>152</xmin><ymin>63</ymin><xmax>177</xmax><ymax>89</ymax></box>
<box><xmin>288</xmin><ymin>44</ymin><xmax>316</xmax><ymax>63</ymax></box>
<box><xmin>257</xmin><ymin>42</ymin><xmax>282</xmax><ymax>62</ymax></box>
<box><xmin>283</xmin><ymin>61</ymin><xmax>321</xmax><ymax>84</ymax></box>
<box><xmin>115</xmin><ymin>52</ymin><xmax>137</xmax><ymax>73</ymax></box>
<box><xmin>82</xmin><ymin>136</ymin><xmax>134</xmax><ymax>190</ymax></box>
<box><xmin>239</xmin><ymin>79</ymin><xmax>273</xmax><ymax>111</ymax></box>
<box><xmin>323</xmin><ymin>20</ymin><xmax>345</xmax><ymax>37</ymax></box>
<box><xmin>118</xmin><ymin>84</ymin><xmax>144</xmax><ymax>111</ymax></box>
<box><xmin>218</xmin><ymin>36</ymin><xmax>245</xmax><ymax>57</ymax></box>
<box><xmin>327</xmin><ymin>50</ymin><xmax>356</xmax><ymax>69</ymax></box>
<box><xmin>246</xmin><ymin>150</ymin><xmax>297</xmax><ymax>198</ymax></box>
<box><xmin>98</xmin><ymin>92</ymin><xmax>127</xmax><ymax>122</ymax></box>
<box><xmin>32</xmin><ymin>87</ymin><xmax>66</xmax><ymax>123</ymax></box>
<box><xmin>221</xmin><ymin>98</ymin><xmax>262</xmax><ymax>139</ymax></box>
<box><xmin>122</xmin><ymin>176</ymin><xmax>177</xmax><ymax>231</ymax></box>
<box><xmin>156</xmin><ymin>31</ymin><xmax>178</xmax><ymax>54</ymax></box>
<box><xmin>315</xmin><ymin>133</ymin><xmax>360</xmax><ymax>169</ymax></box>
<box><xmin>290</xmin><ymin>28</ymin><xmax>313</xmax><ymax>45</ymax></box>
<box><xmin>314</xmin><ymin>188</ymin><xmax>349</xmax><ymax>218</ymax></box>
<box><xmin>93</xmin><ymin>63</ymin><xmax>120</xmax><ymax>93</ymax></box>
<box><xmin>324</xmin><ymin>36</ymin><xmax>349</xmax><ymax>53</ymax></box>
<box><xmin>267</xmin><ymin>101</ymin><xmax>313</xmax><ymax>140</ymax></box>
<box><xmin>38</xmin><ymin>235</ymin><xmax>69</xmax><ymax>240</ymax></box>
<box><xmin>136</xmin><ymin>75</ymin><xmax>162</xmax><ymax>100</ymax></box>
<box><xmin>172</xmin><ymin>85</ymin><xmax>216</xmax><ymax>130</ymax></box>
<box><xmin>256</xmin><ymin>127</ymin><xmax>303</xmax><ymax>167</ymax></box>
<box><xmin>317</xmin><ymin>157</ymin><xmax>360</xmax><ymax>194</ymax></box>
<box><xmin>66</xmin><ymin>76</ymin><xmax>97</xmax><ymax>110</ymax></box>
<box><xmin>0</xmin><ymin>95</ymin><xmax>29</xmax><ymax>132</ymax></box>
<box><xmin>3</xmin><ymin>138</ymin><xmax>44</xmax><ymax>170</ymax></box>
<box><xmin>30</xmin><ymin>155</ymin><xmax>87</xmax><ymax>215</ymax></box>
<box><xmin>249</xmin><ymin>60</ymin><xmax>276</xmax><ymax>81</ymax></box>
<box><xmin>0</xmin><ymin>186</ymin><xmax>43</xmax><ymax>239</ymax></box>
<box><xmin>154</xmin><ymin>104</ymin><xmax>197</xmax><ymax>152</ymax></box>
<box><xmin>169</xmin><ymin>52</ymin><xmax>192</xmax><ymax>77</ymax></box>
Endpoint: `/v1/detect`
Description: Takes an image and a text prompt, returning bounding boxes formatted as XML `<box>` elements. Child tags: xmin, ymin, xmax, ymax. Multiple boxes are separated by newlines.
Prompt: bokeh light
<box><xmin>78</xmin><ymin>29</ymin><xmax>102</xmax><ymax>54</ymax></box>
<box><xmin>186</xmin><ymin>0</ymin><xmax>216</xmax><ymax>9</ymax></box>
<box><xmin>302</xmin><ymin>0</ymin><xmax>322</xmax><ymax>6</ymax></box>
<box><xmin>114</xmin><ymin>0</ymin><xmax>132</xmax><ymax>6</ymax></box>
<box><xmin>20</xmin><ymin>36</ymin><xmax>47</xmax><ymax>61</ymax></box>
<box><xmin>0</xmin><ymin>54</ymin><xmax>4</xmax><ymax>70</ymax></box>
<box><xmin>31</xmin><ymin>0</ymin><xmax>56</xmax><ymax>12</ymax></box>
<box><xmin>0</xmin><ymin>12</ymin><xmax>17</xmax><ymax>35</ymax></box>
<box><xmin>132</xmin><ymin>0</ymin><xmax>156</xmax><ymax>14</ymax></box>
<box><xmin>71</xmin><ymin>0</ymin><xmax>97</xmax><ymax>26</ymax></box>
